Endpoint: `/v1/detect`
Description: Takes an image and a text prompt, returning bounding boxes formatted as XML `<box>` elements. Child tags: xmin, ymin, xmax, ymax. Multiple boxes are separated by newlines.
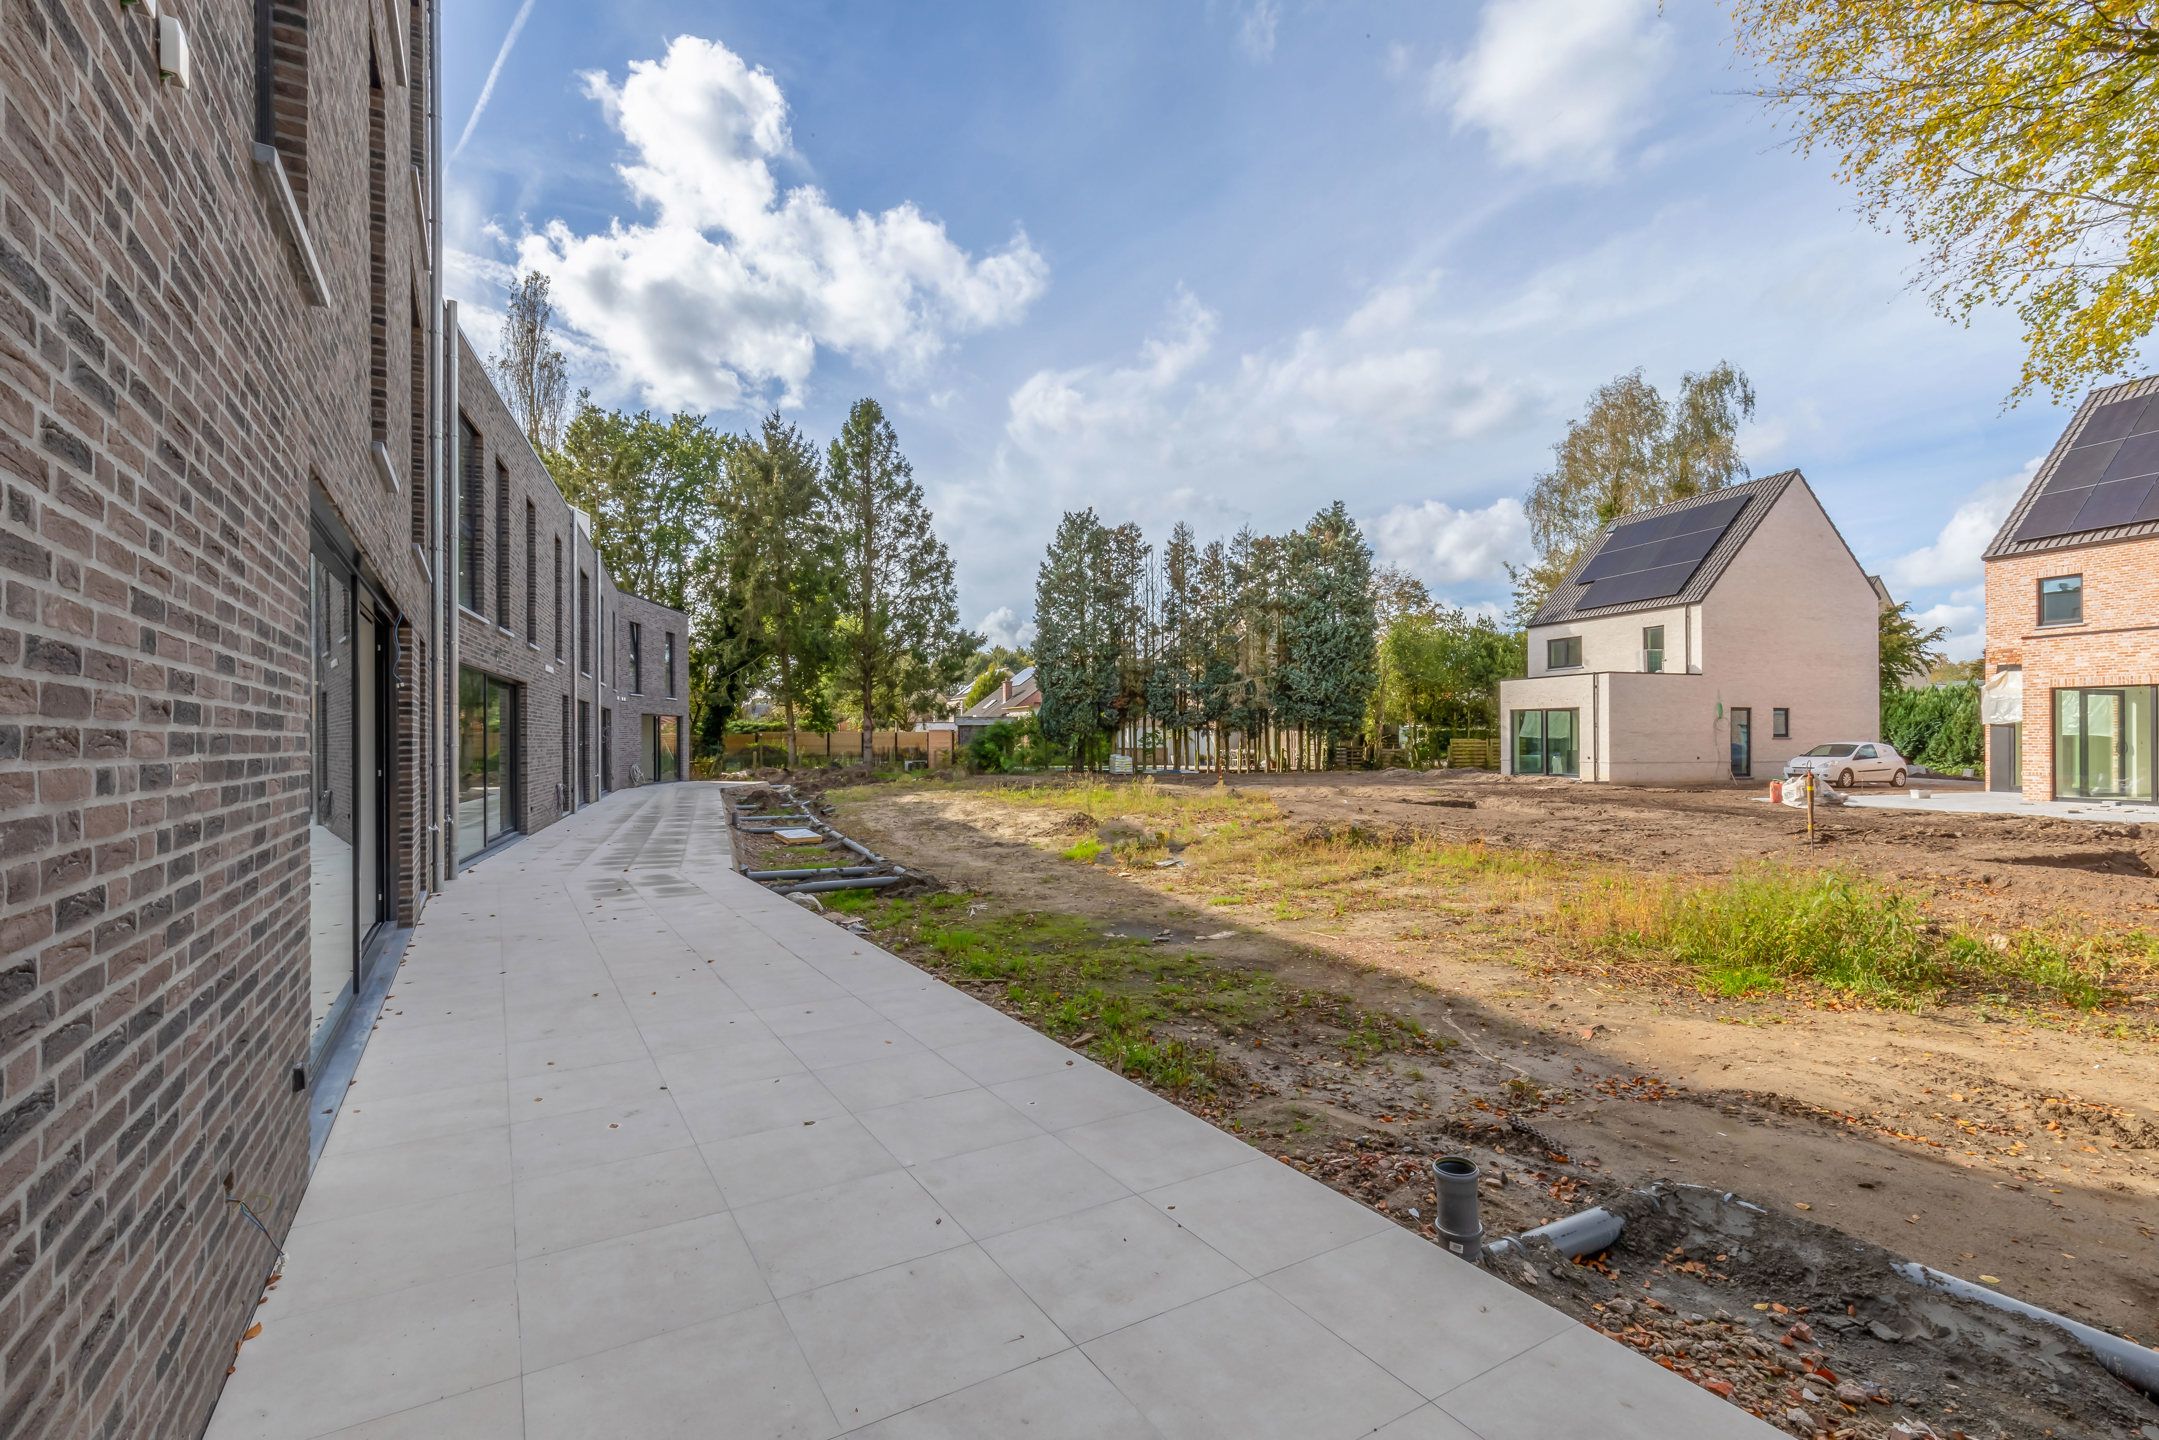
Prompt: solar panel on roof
<box><xmin>2011</xmin><ymin>390</ymin><xmax>2159</xmax><ymax>543</ymax></box>
<box><xmin>2137</xmin><ymin>485</ymin><xmax>2159</xmax><ymax>525</ymax></box>
<box><xmin>1577</xmin><ymin>562</ymin><xmax>1703</xmax><ymax>608</ymax></box>
<box><xmin>1576</xmin><ymin>527</ymin><xmax>1723</xmax><ymax>583</ymax></box>
<box><xmin>2078</xmin><ymin>396</ymin><xmax>2152</xmax><ymax>446</ymax></box>
<box><xmin>1572</xmin><ymin>492</ymin><xmax>1752</xmax><ymax>610</ymax></box>
<box><xmin>2072</xmin><ymin>477</ymin><xmax>2157</xmax><ymax>533</ymax></box>
<box><xmin>2100</xmin><ymin>430</ymin><xmax>2159</xmax><ymax>482</ymax></box>
<box><xmin>2013</xmin><ymin>489</ymin><xmax>2097</xmax><ymax>543</ymax></box>
<box><xmin>2040</xmin><ymin>439</ymin><xmax>2122</xmax><ymax>494</ymax></box>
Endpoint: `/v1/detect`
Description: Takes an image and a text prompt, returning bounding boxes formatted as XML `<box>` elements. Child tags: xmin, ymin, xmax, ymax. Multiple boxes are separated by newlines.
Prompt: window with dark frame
<box><xmin>525</xmin><ymin>500</ymin><xmax>538</xmax><ymax>638</ymax></box>
<box><xmin>553</xmin><ymin>536</ymin><xmax>563</xmax><ymax>658</ymax></box>
<box><xmin>665</xmin><ymin>631</ymin><xmax>677</xmax><ymax>697</ymax></box>
<box><xmin>255</xmin><ymin>0</ymin><xmax>311</xmax><ymax>211</ymax></box>
<box><xmin>1546</xmin><ymin>635</ymin><xmax>1582</xmax><ymax>670</ymax></box>
<box><xmin>494</xmin><ymin>461</ymin><xmax>510</xmax><ymax>626</ymax></box>
<box><xmin>1772</xmin><ymin>707</ymin><xmax>1789</xmax><ymax>738</ymax></box>
<box><xmin>2038</xmin><ymin>575</ymin><xmax>2083</xmax><ymax>627</ymax></box>
<box><xmin>629</xmin><ymin>623</ymin><xmax>643</xmax><ymax>694</ymax></box>
<box><xmin>409</xmin><ymin>297</ymin><xmax>427</xmax><ymax>546</ymax></box>
<box><xmin>458</xmin><ymin>416</ymin><xmax>482</xmax><ymax>612</ymax></box>
<box><xmin>366</xmin><ymin>44</ymin><xmax>387</xmax><ymax>445</ymax></box>
<box><xmin>578</xmin><ymin>570</ymin><xmax>591</xmax><ymax>675</ymax></box>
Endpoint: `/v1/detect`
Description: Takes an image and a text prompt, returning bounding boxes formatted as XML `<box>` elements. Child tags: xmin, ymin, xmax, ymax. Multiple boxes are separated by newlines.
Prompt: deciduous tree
<box><xmin>1513</xmin><ymin>363</ymin><xmax>1755</xmax><ymax>622</ymax></box>
<box><xmin>1733</xmin><ymin>2</ymin><xmax>2159</xmax><ymax>399</ymax></box>
<box><xmin>488</xmin><ymin>271</ymin><xmax>572</xmax><ymax>455</ymax></box>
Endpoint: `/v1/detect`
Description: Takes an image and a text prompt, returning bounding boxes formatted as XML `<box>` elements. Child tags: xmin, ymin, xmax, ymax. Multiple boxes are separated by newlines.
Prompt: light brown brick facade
<box><xmin>1983</xmin><ymin>537</ymin><xmax>2159</xmax><ymax>802</ymax></box>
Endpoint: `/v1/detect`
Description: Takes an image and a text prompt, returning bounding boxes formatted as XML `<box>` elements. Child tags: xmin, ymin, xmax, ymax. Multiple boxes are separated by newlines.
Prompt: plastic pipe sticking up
<box><xmin>1431</xmin><ymin>1157</ymin><xmax>1484</xmax><ymax>1262</ymax></box>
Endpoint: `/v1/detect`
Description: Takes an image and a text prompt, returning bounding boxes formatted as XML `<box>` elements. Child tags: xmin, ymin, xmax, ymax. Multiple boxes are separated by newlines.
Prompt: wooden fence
<box><xmin>721</xmin><ymin>729</ymin><xmax>957</xmax><ymax>768</ymax></box>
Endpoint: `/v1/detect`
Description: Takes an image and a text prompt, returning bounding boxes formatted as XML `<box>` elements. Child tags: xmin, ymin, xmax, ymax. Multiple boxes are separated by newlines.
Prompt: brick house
<box><xmin>1981</xmin><ymin>376</ymin><xmax>2159</xmax><ymax>806</ymax></box>
<box><xmin>0</xmin><ymin>8</ymin><xmax>689</xmax><ymax>1436</ymax></box>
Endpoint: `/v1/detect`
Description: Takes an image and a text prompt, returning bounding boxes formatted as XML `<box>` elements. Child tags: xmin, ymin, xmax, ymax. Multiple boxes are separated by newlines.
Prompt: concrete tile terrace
<box><xmin>206</xmin><ymin>783</ymin><xmax>1777</xmax><ymax>1440</ymax></box>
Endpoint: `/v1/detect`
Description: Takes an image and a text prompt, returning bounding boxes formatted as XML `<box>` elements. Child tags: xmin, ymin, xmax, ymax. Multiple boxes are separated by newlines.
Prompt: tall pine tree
<box><xmin>720</xmin><ymin>413</ymin><xmax>837</xmax><ymax>769</ymax></box>
<box><xmin>827</xmin><ymin>399</ymin><xmax>969</xmax><ymax>761</ymax></box>
<box><xmin>1278</xmin><ymin>502</ymin><xmax>1378</xmax><ymax>763</ymax></box>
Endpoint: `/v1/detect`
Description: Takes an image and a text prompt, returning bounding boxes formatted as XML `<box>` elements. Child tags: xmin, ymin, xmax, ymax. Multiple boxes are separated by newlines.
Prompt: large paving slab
<box><xmin>206</xmin><ymin>783</ymin><xmax>1778</xmax><ymax>1440</ymax></box>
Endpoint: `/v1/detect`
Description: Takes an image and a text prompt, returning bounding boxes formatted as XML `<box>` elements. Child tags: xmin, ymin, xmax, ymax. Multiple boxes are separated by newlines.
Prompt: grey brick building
<box><xmin>449</xmin><ymin>328</ymin><xmax>690</xmax><ymax>870</ymax></box>
<box><xmin>0</xmin><ymin>7</ymin><xmax>688</xmax><ymax>1436</ymax></box>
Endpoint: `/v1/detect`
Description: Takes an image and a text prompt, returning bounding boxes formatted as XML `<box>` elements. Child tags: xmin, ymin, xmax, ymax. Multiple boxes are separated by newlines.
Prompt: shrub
<box><xmin>1883</xmin><ymin>681</ymin><xmax>1982</xmax><ymax>774</ymax></box>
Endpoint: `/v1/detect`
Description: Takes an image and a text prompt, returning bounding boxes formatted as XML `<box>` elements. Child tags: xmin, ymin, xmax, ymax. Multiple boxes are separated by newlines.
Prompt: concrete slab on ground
<box><xmin>205</xmin><ymin>783</ymin><xmax>1777</xmax><ymax>1440</ymax></box>
<box><xmin>1844</xmin><ymin>787</ymin><xmax>2159</xmax><ymax>823</ymax></box>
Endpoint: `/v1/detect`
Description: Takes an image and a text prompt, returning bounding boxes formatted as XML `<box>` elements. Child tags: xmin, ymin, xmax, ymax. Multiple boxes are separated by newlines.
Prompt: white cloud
<box><xmin>487</xmin><ymin>36</ymin><xmax>1046</xmax><ymax>411</ymax></box>
<box><xmin>1237</xmin><ymin>0</ymin><xmax>1280</xmax><ymax>61</ymax></box>
<box><xmin>1887</xmin><ymin>461</ymin><xmax>2036</xmax><ymax>590</ymax></box>
<box><xmin>977</xmin><ymin>606</ymin><xmax>1037</xmax><ymax>650</ymax></box>
<box><xmin>1370</xmin><ymin>496</ymin><xmax>1530</xmax><ymax>594</ymax></box>
<box><xmin>1911</xmin><ymin>586</ymin><xmax>1986</xmax><ymax>662</ymax></box>
<box><xmin>1005</xmin><ymin>282</ymin><xmax>1524</xmax><ymax>472</ymax></box>
<box><xmin>1436</xmin><ymin>0</ymin><xmax>1672</xmax><ymax>175</ymax></box>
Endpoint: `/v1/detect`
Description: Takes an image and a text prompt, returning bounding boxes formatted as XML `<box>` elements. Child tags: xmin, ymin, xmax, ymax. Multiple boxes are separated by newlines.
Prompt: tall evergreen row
<box><xmin>1033</xmin><ymin>502</ymin><xmax>1380</xmax><ymax>773</ymax></box>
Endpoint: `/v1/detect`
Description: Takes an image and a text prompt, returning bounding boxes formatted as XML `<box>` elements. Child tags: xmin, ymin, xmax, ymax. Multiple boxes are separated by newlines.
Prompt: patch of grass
<box><xmin>1060</xmin><ymin>837</ymin><xmax>1105</xmax><ymax>864</ymax></box>
<box><xmin>838</xmin><ymin>892</ymin><xmax>1440</xmax><ymax>1093</ymax></box>
<box><xmin>1561</xmin><ymin>864</ymin><xmax>2147</xmax><ymax>1009</ymax></box>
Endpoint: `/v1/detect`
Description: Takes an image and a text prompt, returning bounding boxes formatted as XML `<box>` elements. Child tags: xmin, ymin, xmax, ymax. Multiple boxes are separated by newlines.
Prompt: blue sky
<box><xmin>442</xmin><ymin>0</ymin><xmax>2095</xmax><ymax>660</ymax></box>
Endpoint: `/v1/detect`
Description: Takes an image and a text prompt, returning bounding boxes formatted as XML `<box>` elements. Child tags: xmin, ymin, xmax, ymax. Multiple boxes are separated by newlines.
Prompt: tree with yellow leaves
<box><xmin>1732</xmin><ymin>2</ymin><xmax>2158</xmax><ymax>400</ymax></box>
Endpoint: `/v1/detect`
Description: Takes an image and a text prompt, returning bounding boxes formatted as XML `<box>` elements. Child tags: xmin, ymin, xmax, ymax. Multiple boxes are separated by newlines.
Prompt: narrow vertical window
<box><xmin>525</xmin><ymin>500</ymin><xmax>537</xmax><ymax>638</ymax></box>
<box><xmin>494</xmin><ymin>461</ymin><xmax>510</xmax><ymax>626</ymax></box>
<box><xmin>665</xmin><ymin>631</ymin><xmax>676</xmax><ymax>697</ymax></box>
<box><xmin>407</xmin><ymin>0</ymin><xmax>428</xmax><ymax>171</ymax></box>
<box><xmin>553</xmin><ymin>536</ymin><xmax>563</xmax><ymax>658</ymax></box>
<box><xmin>256</xmin><ymin>1</ymin><xmax>312</xmax><ymax>210</ymax></box>
<box><xmin>458</xmin><ymin>416</ymin><xmax>482</xmax><ymax>612</ymax></box>
<box><xmin>579</xmin><ymin>570</ymin><xmax>591</xmax><ymax>674</ymax></box>
<box><xmin>368</xmin><ymin>43</ymin><xmax>388</xmax><ymax>445</ymax></box>
<box><xmin>629</xmin><ymin>623</ymin><xmax>642</xmax><ymax>694</ymax></box>
<box><xmin>409</xmin><ymin>296</ymin><xmax>427</xmax><ymax>545</ymax></box>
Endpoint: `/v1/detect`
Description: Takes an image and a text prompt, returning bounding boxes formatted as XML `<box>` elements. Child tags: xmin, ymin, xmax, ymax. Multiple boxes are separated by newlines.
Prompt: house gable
<box><xmin>1985</xmin><ymin>374</ymin><xmax>2159</xmax><ymax>562</ymax></box>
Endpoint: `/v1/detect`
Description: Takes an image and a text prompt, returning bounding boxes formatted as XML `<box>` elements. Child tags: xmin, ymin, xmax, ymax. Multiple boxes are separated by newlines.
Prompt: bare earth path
<box><xmin>826</xmin><ymin>772</ymin><xmax>2159</xmax><ymax>1356</ymax></box>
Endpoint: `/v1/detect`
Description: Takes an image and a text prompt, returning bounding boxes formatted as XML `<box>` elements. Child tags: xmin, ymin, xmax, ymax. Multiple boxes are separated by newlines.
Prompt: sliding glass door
<box><xmin>1512</xmin><ymin>708</ymin><xmax>1579</xmax><ymax>777</ymax></box>
<box><xmin>457</xmin><ymin>668</ymin><xmax>519</xmax><ymax>863</ymax></box>
<box><xmin>2054</xmin><ymin>686</ymin><xmax>2155</xmax><ymax>802</ymax></box>
<box><xmin>308</xmin><ymin>538</ymin><xmax>390</xmax><ymax>1058</ymax></box>
<box><xmin>644</xmin><ymin>713</ymin><xmax>681</xmax><ymax>783</ymax></box>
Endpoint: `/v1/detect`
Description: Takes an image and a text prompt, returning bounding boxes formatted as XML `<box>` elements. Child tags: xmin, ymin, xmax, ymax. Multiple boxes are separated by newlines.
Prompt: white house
<box><xmin>1498</xmin><ymin>470</ymin><xmax>1879</xmax><ymax>784</ymax></box>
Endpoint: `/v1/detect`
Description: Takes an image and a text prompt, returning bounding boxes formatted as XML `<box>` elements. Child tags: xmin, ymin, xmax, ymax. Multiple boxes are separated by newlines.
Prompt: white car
<box><xmin>1785</xmin><ymin>742</ymin><xmax>1908</xmax><ymax>790</ymax></box>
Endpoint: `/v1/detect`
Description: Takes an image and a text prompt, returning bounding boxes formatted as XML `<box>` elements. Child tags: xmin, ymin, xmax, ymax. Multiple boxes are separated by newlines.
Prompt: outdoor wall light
<box><xmin>158</xmin><ymin>15</ymin><xmax>191</xmax><ymax>90</ymax></box>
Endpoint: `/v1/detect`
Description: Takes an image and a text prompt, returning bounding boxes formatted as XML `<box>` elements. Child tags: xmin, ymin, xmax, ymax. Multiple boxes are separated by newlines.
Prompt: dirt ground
<box><xmin>765</xmin><ymin>768</ymin><xmax>2159</xmax><ymax>1439</ymax></box>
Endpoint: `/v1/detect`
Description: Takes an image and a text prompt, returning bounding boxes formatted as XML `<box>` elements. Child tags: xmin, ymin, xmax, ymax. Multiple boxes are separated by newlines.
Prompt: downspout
<box><xmin>442</xmin><ymin>299</ymin><xmax>459</xmax><ymax>869</ymax></box>
<box><xmin>427</xmin><ymin>1</ymin><xmax>447</xmax><ymax>892</ymax></box>
<box><xmin>1591</xmin><ymin>672</ymin><xmax>1601</xmax><ymax>783</ymax></box>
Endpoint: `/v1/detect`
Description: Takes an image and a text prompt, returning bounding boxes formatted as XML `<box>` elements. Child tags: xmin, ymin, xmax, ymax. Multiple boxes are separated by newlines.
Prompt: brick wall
<box><xmin>453</xmin><ymin>331</ymin><xmax>574</xmax><ymax>851</ymax></box>
<box><xmin>0</xmin><ymin>4</ymin><xmax>439</xmax><ymax>1436</ymax></box>
<box><xmin>449</xmin><ymin>328</ymin><xmax>690</xmax><ymax>857</ymax></box>
<box><xmin>606</xmin><ymin>589</ymin><xmax>691</xmax><ymax>786</ymax></box>
<box><xmin>1983</xmin><ymin>537</ymin><xmax>2159</xmax><ymax>801</ymax></box>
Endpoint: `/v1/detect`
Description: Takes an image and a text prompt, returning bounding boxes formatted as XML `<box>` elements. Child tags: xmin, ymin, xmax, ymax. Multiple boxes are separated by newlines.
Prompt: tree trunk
<box><xmin>778</xmin><ymin>639</ymin><xmax>798</xmax><ymax>771</ymax></box>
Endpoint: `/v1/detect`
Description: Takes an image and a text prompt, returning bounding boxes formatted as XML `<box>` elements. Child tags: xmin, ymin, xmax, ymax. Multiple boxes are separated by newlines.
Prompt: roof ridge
<box><xmin>1526</xmin><ymin>470</ymin><xmax>1801</xmax><ymax>627</ymax></box>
